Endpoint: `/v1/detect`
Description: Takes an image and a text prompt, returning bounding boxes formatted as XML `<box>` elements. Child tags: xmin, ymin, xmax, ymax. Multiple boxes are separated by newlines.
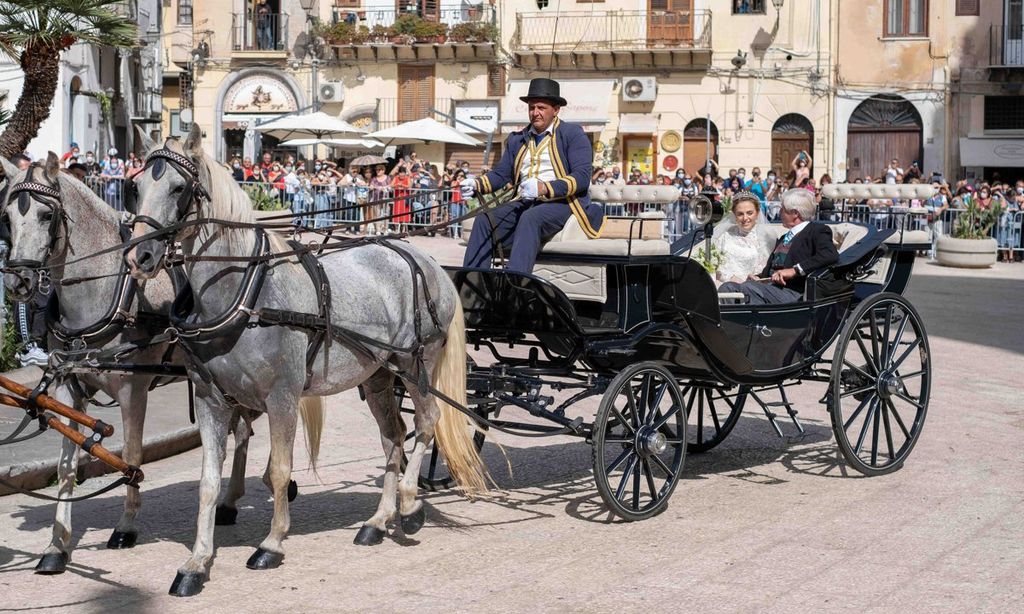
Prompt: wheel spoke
<box><xmin>647</xmin><ymin>380</ymin><xmax>668</xmax><ymax>425</ymax></box>
<box><xmin>840</xmin><ymin>383</ymin><xmax>875</xmax><ymax>399</ymax></box>
<box><xmin>652</xmin><ymin>403</ymin><xmax>683</xmax><ymax>431</ymax></box>
<box><xmin>625</xmin><ymin>385</ymin><xmax>641</xmax><ymax>428</ymax></box>
<box><xmin>881</xmin><ymin>304</ymin><xmax>894</xmax><ymax>371</ymax></box>
<box><xmin>843</xmin><ymin>394</ymin><xmax>872</xmax><ymax>431</ymax></box>
<box><xmin>870</xmin><ymin>399</ymin><xmax>881</xmax><ymax>466</ymax></box>
<box><xmin>885</xmin><ymin>309</ymin><xmax>910</xmax><ymax>368</ymax></box>
<box><xmin>696</xmin><ymin>388</ymin><xmax>704</xmax><ymax>440</ymax></box>
<box><xmin>895</xmin><ymin>369</ymin><xmax>925</xmax><ymax>380</ymax></box>
<box><xmin>706</xmin><ymin>389</ymin><xmax>722</xmax><ymax>432</ymax></box>
<box><xmin>636</xmin><ymin>373</ymin><xmax>652</xmax><ymax>424</ymax></box>
<box><xmin>605</xmin><ymin>447</ymin><xmax>633</xmax><ymax>474</ymax></box>
<box><xmin>427</xmin><ymin>445</ymin><xmax>440</xmax><ymax>478</ymax></box>
<box><xmin>854</xmin><ymin>331</ymin><xmax>879</xmax><ymax>375</ymax></box>
<box><xmin>891</xmin><ymin>337</ymin><xmax>923</xmax><ymax>371</ymax></box>
<box><xmin>649</xmin><ymin>453</ymin><xmax>673</xmax><ymax>478</ymax></box>
<box><xmin>609</xmin><ymin>403</ymin><xmax>636</xmax><ymax>436</ymax></box>
<box><xmin>885</xmin><ymin>398</ymin><xmax>912</xmax><ymax>440</ymax></box>
<box><xmin>854</xmin><ymin>399</ymin><xmax>878</xmax><ymax>455</ymax></box>
<box><xmin>868</xmin><ymin>308</ymin><xmax>883</xmax><ymax>372</ymax></box>
<box><xmin>881</xmin><ymin>401</ymin><xmax>896</xmax><ymax>460</ymax></box>
<box><xmin>843</xmin><ymin>359</ymin><xmax>874</xmax><ymax>382</ymax></box>
<box><xmin>893</xmin><ymin>390</ymin><xmax>925</xmax><ymax>410</ymax></box>
<box><xmin>614</xmin><ymin>455</ymin><xmax>638</xmax><ymax>500</ymax></box>
<box><xmin>642</xmin><ymin>458</ymin><xmax>658</xmax><ymax>501</ymax></box>
<box><xmin>632</xmin><ymin>457</ymin><xmax>642</xmax><ymax>509</ymax></box>
<box><xmin>603</xmin><ymin>437</ymin><xmax>633</xmax><ymax>445</ymax></box>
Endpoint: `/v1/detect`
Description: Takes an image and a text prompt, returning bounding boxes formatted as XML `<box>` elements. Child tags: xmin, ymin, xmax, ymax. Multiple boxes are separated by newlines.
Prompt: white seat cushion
<box><xmin>542</xmin><ymin>213</ymin><xmax>669</xmax><ymax>256</ymax></box>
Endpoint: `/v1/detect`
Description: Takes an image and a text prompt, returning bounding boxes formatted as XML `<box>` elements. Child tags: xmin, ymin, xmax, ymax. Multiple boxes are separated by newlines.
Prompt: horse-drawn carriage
<box><xmin>404</xmin><ymin>183</ymin><xmax>932</xmax><ymax>520</ymax></box>
<box><xmin>0</xmin><ymin>137</ymin><xmax>932</xmax><ymax>594</ymax></box>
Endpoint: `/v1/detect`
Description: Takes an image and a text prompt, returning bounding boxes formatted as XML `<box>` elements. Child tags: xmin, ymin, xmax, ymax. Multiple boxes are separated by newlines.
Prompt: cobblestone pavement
<box><xmin>0</xmin><ymin>238</ymin><xmax>1021</xmax><ymax>613</ymax></box>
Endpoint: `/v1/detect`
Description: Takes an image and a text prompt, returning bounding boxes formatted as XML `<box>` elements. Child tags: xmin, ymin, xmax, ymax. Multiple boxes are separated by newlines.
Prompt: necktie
<box><xmin>782</xmin><ymin>230</ymin><xmax>794</xmax><ymax>246</ymax></box>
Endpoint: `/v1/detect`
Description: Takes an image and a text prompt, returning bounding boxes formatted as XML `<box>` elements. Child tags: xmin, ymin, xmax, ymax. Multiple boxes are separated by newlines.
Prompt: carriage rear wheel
<box><xmin>683</xmin><ymin>384</ymin><xmax>748</xmax><ymax>453</ymax></box>
<box><xmin>829</xmin><ymin>293</ymin><xmax>931</xmax><ymax>476</ymax></box>
<box><xmin>396</xmin><ymin>385</ymin><xmax>489</xmax><ymax>491</ymax></box>
<box><xmin>593</xmin><ymin>362</ymin><xmax>687</xmax><ymax>521</ymax></box>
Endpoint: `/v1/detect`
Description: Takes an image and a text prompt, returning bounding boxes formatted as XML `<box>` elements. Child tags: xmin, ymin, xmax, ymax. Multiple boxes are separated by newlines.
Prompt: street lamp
<box><xmin>298</xmin><ymin>0</ymin><xmax>317</xmax><ymax>12</ymax></box>
<box><xmin>771</xmin><ymin>0</ymin><xmax>785</xmax><ymax>10</ymax></box>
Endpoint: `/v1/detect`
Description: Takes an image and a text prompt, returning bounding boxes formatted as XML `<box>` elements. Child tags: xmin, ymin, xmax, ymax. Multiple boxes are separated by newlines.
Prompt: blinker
<box><xmin>18</xmin><ymin>192</ymin><xmax>29</xmax><ymax>215</ymax></box>
<box><xmin>152</xmin><ymin>157</ymin><xmax>166</xmax><ymax>181</ymax></box>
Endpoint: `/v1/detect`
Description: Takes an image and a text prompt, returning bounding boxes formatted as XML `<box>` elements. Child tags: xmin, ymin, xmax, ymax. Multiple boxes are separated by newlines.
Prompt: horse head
<box><xmin>2</xmin><ymin>152</ymin><xmax>65</xmax><ymax>302</ymax></box>
<box><xmin>126</xmin><ymin>122</ymin><xmax>209</xmax><ymax>280</ymax></box>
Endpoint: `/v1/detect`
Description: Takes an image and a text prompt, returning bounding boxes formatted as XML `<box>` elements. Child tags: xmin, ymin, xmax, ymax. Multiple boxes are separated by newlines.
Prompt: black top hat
<box><xmin>519</xmin><ymin>78</ymin><xmax>568</xmax><ymax>107</ymax></box>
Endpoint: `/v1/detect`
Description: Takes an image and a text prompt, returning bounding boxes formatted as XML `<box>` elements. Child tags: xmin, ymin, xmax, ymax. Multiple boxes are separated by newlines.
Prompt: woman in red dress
<box><xmin>390</xmin><ymin>162</ymin><xmax>412</xmax><ymax>231</ymax></box>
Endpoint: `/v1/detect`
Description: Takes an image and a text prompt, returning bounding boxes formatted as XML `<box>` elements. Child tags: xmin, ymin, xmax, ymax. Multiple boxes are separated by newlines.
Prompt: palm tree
<box><xmin>0</xmin><ymin>1</ymin><xmax>136</xmax><ymax>159</ymax></box>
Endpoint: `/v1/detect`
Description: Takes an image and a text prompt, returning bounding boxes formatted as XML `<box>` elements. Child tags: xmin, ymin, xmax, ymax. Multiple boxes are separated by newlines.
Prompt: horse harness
<box><xmin>2</xmin><ymin>164</ymin><xmax>69</xmax><ymax>294</ymax></box>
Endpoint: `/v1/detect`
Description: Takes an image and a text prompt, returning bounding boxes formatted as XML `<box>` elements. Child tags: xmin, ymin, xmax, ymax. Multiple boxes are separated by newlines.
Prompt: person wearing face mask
<box><xmin>737</xmin><ymin>167</ymin><xmax>747</xmax><ymax>187</ymax></box>
<box><xmin>83</xmin><ymin>151</ymin><xmax>100</xmax><ymax>176</ymax></box>
<box><xmin>608</xmin><ymin>166</ymin><xmax>625</xmax><ymax>185</ymax></box>
<box><xmin>230</xmin><ymin>156</ymin><xmax>245</xmax><ymax>182</ymax></box>
<box><xmin>748</xmin><ymin>167</ymin><xmax>768</xmax><ymax>203</ymax></box>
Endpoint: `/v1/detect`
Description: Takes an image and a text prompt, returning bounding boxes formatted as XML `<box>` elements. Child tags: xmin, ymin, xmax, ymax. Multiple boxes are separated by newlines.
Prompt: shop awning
<box><xmin>959</xmin><ymin>137</ymin><xmax>1024</xmax><ymax>167</ymax></box>
<box><xmin>501</xmin><ymin>79</ymin><xmax>613</xmax><ymax>132</ymax></box>
<box><xmin>618</xmin><ymin>113</ymin><xmax>659</xmax><ymax>134</ymax></box>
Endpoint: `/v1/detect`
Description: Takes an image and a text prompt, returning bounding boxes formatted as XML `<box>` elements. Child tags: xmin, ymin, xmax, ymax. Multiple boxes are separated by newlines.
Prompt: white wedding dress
<box><xmin>712</xmin><ymin>225</ymin><xmax>771</xmax><ymax>283</ymax></box>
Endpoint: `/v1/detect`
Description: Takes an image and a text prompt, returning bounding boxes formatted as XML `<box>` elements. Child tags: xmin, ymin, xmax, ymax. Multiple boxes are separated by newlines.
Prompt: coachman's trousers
<box><xmin>463</xmin><ymin>200</ymin><xmax>573</xmax><ymax>273</ymax></box>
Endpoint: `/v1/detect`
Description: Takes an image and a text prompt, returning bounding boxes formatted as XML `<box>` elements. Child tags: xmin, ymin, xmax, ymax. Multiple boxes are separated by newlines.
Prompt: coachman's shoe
<box><xmin>17</xmin><ymin>343</ymin><xmax>49</xmax><ymax>368</ymax></box>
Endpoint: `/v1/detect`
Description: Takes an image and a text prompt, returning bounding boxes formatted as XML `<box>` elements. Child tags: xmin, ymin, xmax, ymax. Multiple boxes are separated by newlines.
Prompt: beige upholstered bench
<box><xmin>534</xmin><ymin>185</ymin><xmax>679</xmax><ymax>303</ymax></box>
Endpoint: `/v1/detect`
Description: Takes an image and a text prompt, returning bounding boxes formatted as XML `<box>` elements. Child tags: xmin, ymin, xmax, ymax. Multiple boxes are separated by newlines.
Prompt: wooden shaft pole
<box><xmin>45</xmin><ymin>415</ymin><xmax>143</xmax><ymax>484</ymax></box>
<box><xmin>0</xmin><ymin>375</ymin><xmax>115</xmax><ymax>437</ymax></box>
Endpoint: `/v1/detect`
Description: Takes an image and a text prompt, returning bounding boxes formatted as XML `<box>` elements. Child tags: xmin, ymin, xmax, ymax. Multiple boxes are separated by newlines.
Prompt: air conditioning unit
<box><xmin>621</xmin><ymin>76</ymin><xmax>657</xmax><ymax>102</ymax></box>
<box><xmin>318</xmin><ymin>81</ymin><xmax>345</xmax><ymax>103</ymax></box>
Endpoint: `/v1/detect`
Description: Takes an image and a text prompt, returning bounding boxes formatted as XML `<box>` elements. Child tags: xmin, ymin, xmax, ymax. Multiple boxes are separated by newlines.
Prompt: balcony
<box><xmin>323</xmin><ymin>4</ymin><xmax>497</xmax><ymax>62</ymax></box>
<box><xmin>231</xmin><ymin>12</ymin><xmax>289</xmax><ymax>58</ymax></box>
<box><xmin>131</xmin><ymin>90</ymin><xmax>161</xmax><ymax>123</ymax></box>
<box><xmin>512</xmin><ymin>10</ymin><xmax>712</xmax><ymax>69</ymax></box>
<box><xmin>989</xmin><ymin>25</ymin><xmax>1024</xmax><ymax>81</ymax></box>
<box><xmin>374</xmin><ymin>97</ymin><xmax>452</xmax><ymax>129</ymax></box>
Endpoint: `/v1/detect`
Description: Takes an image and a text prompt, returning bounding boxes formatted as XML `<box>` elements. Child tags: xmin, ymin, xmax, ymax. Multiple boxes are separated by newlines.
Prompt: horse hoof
<box><xmin>106</xmin><ymin>530</ymin><xmax>138</xmax><ymax>549</ymax></box>
<box><xmin>215</xmin><ymin>505</ymin><xmax>238</xmax><ymax>526</ymax></box>
<box><xmin>353</xmin><ymin>525</ymin><xmax>386</xmax><ymax>546</ymax></box>
<box><xmin>245</xmin><ymin>547</ymin><xmax>284</xmax><ymax>570</ymax></box>
<box><xmin>169</xmin><ymin>571</ymin><xmax>206</xmax><ymax>597</ymax></box>
<box><xmin>288</xmin><ymin>479</ymin><xmax>298</xmax><ymax>502</ymax></box>
<box><xmin>34</xmin><ymin>552</ymin><xmax>68</xmax><ymax>575</ymax></box>
<box><xmin>400</xmin><ymin>507</ymin><xmax>426</xmax><ymax>536</ymax></box>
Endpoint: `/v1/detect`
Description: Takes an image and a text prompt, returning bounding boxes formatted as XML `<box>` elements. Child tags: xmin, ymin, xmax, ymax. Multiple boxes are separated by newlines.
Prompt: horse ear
<box><xmin>184</xmin><ymin>123</ymin><xmax>204</xmax><ymax>157</ymax></box>
<box><xmin>44</xmin><ymin>152</ymin><xmax>61</xmax><ymax>181</ymax></box>
<box><xmin>135</xmin><ymin>125</ymin><xmax>157</xmax><ymax>154</ymax></box>
<box><xmin>0</xmin><ymin>156</ymin><xmax>18</xmax><ymax>180</ymax></box>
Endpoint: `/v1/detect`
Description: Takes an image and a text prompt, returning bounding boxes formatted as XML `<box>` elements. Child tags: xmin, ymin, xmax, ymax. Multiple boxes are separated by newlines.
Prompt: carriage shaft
<box><xmin>0</xmin><ymin>375</ymin><xmax>115</xmax><ymax>437</ymax></box>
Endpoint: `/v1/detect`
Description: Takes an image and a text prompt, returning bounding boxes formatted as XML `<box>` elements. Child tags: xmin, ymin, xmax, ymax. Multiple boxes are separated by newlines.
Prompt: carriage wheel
<box><xmin>396</xmin><ymin>385</ymin><xmax>489</xmax><ymax>492</ymax></box>
<box><xmin>829</xmin><ymin>293</ymin><xmax>931</xmax><ymax>476</ymax></box>
<box><xmin>683</xmin><ymin>384</ymin><xmax>748</xmax><ymax>453</ymax></box>
<box><xmin>593</xmin><ymin>362</ymin><xmax>687</xmax><ymax>521</ymax></box>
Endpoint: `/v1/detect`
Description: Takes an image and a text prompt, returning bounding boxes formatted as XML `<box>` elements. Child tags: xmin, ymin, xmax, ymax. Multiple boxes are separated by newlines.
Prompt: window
<box><xmin>732</xmin><ymin>0</ymin><xmax>766</xmax><ymax>14</ymax></box>
<box><xmin>885</xmin><ymin>0</ymin><xmax>928</xmax><ymax>37</ymax></box>
<box><xmin>955</xmin><ymin>0</ymin><xmax>979</xmax><ymax>16</ymax></box>
<box><xmin>169</xmin><ymin>110</ymin><xmax>192</xmax><ymax>138</ymax></box>
<box><xmin>397</xmin><ymin>65</ymin><xmax>435</xmax><ymax>123</ymax></box>
<box><xmin>984</xmin><ymin>96</ymin><xmax>1024</xmax><ymax>131</ymax></box>
<box><xmin>178</xmin><ymin>0</ymin><xmax>192</xmax><ymax>26</ymax></box>
<box><xmin>487</xmin><ymin>64</ymin><xmax>505</xmax><ymax>98</ymax></box>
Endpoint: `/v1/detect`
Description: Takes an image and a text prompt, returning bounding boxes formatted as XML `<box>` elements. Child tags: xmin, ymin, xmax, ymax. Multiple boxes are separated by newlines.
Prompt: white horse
<box><xmin>125</xmin><ymin>125</ymin><xmax>487</xmax><ymax>597</ymax></box>
<box><xmin>0</xmin><ymin>154</ymin><xmax>312</xmax><ymax>575</ymax></box>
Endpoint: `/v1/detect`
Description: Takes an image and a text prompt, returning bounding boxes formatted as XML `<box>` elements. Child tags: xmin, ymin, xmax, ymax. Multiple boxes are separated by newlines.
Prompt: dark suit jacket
<box><xmin>760</xmin><ymin>222</ymin><xmax>839</xmax><ymax>294</ymax></box>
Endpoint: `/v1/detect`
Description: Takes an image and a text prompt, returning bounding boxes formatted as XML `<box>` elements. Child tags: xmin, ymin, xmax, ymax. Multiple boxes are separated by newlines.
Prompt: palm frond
<box><xmin>0</xmin><ymin>0</ymin><xmax>136</xmax><ymax>55</ymax></box>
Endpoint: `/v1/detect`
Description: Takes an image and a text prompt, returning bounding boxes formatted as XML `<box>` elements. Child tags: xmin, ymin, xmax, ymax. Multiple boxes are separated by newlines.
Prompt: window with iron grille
<box><xmin>884</xmin><ymin>0</ymin><xmax>928</xmax><ymax>37</ymax></box>
<box><xmin>985</xmin><ymin>96</ymin><xmax>1024</xmax><ymax>131</ymax></box>
<box><xmin>733</xmin><ymin>0</ymin><xmax>766</xmax><ymax>14</ymax></box>
<box><xmin>487</xmin><ymin>64</ymin><xmax>505</xmax><ymax>98</ymax></box>
<box><xmin>178</xmin><ymin>72</ymin><xmax>193</xmax><ymax>110</ymax></box>
<box><xmin>178</xmin><ymin>0</ymin><xmax>192</xmax><ymax>25</ymax></box>
<box><xmin>955</xmin><ymin>0</ymin><xmax>979</xmax><ymax>16</ymax></box>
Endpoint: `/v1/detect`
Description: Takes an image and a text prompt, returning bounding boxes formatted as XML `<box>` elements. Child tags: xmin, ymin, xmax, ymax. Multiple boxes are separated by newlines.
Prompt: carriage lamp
<box><xmin>771</xmin><ymin>0</ymin><xmax>785</xmax><ymax>10</ymax></box>
<box><xmin>689</xmin><ymin>193</ymin><xmax>724</xmax><ymax>229</ymax></box>
<box><xmin>299</xmin><ymin>0</ymin><xmax>317</xmax><ymax>11</ymax></box>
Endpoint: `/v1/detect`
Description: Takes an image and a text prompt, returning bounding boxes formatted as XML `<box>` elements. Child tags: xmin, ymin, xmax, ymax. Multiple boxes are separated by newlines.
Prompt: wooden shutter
<box><xmin>487</xmin><ymin>64</ymin><xmax>505</xmax><ymax>97</ymax></box>
<box><xmin>955</xmin><ymin>0</ymin><xmax>979</xmax><ymax>16</ymax></box>
<box><xmin>398</xmin><ymin>65</ymin><xmax>435</xmax><ymax>123</ymax></box>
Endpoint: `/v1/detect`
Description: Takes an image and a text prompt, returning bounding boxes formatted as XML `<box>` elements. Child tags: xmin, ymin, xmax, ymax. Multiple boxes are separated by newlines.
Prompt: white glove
<box><xmin>519</xmin><ymin>177</ymin><xmax>540</xmax><ymax>200</ymax></box>
<box><xmin>460</xmin><ymin>178</ymin><xmax>476</xmax><ymax>199</ymax></box>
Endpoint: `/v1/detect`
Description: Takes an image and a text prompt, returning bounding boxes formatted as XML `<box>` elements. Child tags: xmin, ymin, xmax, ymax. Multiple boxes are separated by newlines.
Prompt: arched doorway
<box><xmin>214</xmin><ymin>70</ymin><xmax>304</xmax><ymax>162</ymax></box>
<box><xmin>847</xmin><ymin>95</ymin><xmax>923</xmax><ymax>181</ymax></box>
<box><xmin>771</xmin><ymin>113</ymin><xmax>813</xmax><ymax>177</ymax></box>
<box><xmin>683</xmin><ymin>118</ymin><xmax>718</xmax><ymax>176</ymax></box>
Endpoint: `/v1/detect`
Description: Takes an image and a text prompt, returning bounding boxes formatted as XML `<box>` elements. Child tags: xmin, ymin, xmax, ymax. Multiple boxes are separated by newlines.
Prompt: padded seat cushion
<box><xmin>542</xmin><ymin>212</ymin><xmax>669</xmax><ymax>256</ymax></box>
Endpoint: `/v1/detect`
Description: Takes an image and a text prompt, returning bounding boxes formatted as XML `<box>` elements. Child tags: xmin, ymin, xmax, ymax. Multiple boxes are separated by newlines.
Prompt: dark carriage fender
<box><xmin>687</xmin><ymin>316</ymin><xmax>755</xmax><ymax>377</ymax></box>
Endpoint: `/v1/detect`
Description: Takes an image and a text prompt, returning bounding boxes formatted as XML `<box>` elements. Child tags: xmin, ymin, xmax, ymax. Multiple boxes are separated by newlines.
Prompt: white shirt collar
<box><xmin>787</xmin><ymin>221</ymin><xmax>810</xmax><ymax>236</ymax></box>
<box><xmin>530</xmin><ymin>122</ymin><xmax>555</xmax><ymax>137</ymax></box>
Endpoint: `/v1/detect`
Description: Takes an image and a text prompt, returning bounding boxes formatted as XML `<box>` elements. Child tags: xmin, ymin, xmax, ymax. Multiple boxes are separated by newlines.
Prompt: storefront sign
<box><xmin>960</xmin><ymin>137</ymin><xmax>1024</xmax><ymax>166</ymax></box>
<box><xmin>454</xmin><ymin>100</ymin><xmax>499</xmax><ymax>134</ymax></box>
<box><xmin>223</xmin><ymin>75</ymin><xmax>298</xmax><ymax>114</ymax></box>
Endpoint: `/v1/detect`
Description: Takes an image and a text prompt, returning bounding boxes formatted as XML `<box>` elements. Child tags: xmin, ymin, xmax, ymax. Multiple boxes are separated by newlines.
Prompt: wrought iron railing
<box><xmin>512</xmin><ymin>9</ymin><xmax>712</xmax><ymax>52</ymax></box>
<box><xmin>374</xmin><ymin>97</ymin><xmax>452</xmax><ymax>128</ymax></box>
<box><xmin>327</xmin><ymin>4</ymin><xmax>497</xmax><ymax>44</ymax></box>
<box><xmin>232</xmin><ymin>12</ymin><xmax>289</xmax><ymax>52</ymax></box>
<box><xmin>331</xmin><ymin>4</ymin><xmax>496</xmax><ymax>28</ymax></box>
<box><xmin>990</xmin><ymin>25</ymin><xmax>1024</xmax><ymax>67</ymax></box>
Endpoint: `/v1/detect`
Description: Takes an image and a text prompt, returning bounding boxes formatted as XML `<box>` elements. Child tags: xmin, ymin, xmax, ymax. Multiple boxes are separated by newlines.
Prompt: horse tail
<box><xmin>298</xmin><ymin>396</ymin><xmax>324</xmax><ymax>479</ymax></box>
<box><xmin>431</xmin><ymin>299</ymin><xmax>489</xmax><ymax>495</ymax></box>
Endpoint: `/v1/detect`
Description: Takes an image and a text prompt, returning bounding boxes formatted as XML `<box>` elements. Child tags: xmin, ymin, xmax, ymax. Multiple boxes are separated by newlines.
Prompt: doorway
<box><xmin>623</xmin><ymin>136</ymin><xmax>656</xmax><ymax>182</ymax></box>
<box><xmin>846</xmin><ymin>95</ymin><xmax>922</xmax><ymax>182</ymax></box>
<box><xmin>1005</xmin><ymin>0</ymin><xmax>1023</xmax><ymax>65</ymax></box>
<box><xmin>771</xmin><ymin>113</ymin><xmax>814</xmax><ymax>178</ymax></box>
<box><xmin>647</xmin><ymin>0</ymin><xmax>692</xmax><ymax>45</ymax></box>
<box><xmin>683</xmin><ymin>118</ymin><xmax>718</xmax><ymax>176</ymax></box>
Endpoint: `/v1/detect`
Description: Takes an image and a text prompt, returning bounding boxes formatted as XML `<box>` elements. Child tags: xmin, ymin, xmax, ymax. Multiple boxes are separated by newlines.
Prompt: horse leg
<box><xmin>397</xmin><ymin>382</ymin><xmax>440</xmax><ymax>536</ymax></box>
<box><xmin>216</xmin><ymin>409</ymin><xmax>252</xmax><ymax>526</ymax></box>
<box><xmin>107</xmin><ymin>378</ymin><xmax>150</xmax><ymax>549</ymax></box>
<box><xmin>246</xmin><ymin>392</ymin><xmax>298</xmax><ymax>570</ymax></box>
<box><xmin>35</xmin><ymin>383</ymin><xmax>82</xmax><ymax>575</ymax></box>
<box><xmin>353</xmin><ymin>369</ymin><xmax>405</xmax><ymax>546</ymax></box>
<box><xmin>169</xmin><ymin>392</ymin><xmax>232</xmax><ymax>597</ymax></box>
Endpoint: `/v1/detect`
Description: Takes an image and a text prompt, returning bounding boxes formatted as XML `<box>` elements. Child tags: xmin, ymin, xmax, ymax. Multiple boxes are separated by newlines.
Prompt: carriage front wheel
<box><xmin>593</xmin><ymin>362</ymin><xmax>687</xmax><ymax>521</ymax></box>
<box><xmin>829</xmin><ymin>292</ymin><xmax>931</xmax><ymax>476</ymax></box>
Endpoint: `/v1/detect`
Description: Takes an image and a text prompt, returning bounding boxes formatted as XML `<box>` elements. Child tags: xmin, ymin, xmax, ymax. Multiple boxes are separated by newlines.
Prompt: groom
<box><xmin>719</xmin><ymin>188</ymin><xmax>838</xmax><ymax>304</ymax></box>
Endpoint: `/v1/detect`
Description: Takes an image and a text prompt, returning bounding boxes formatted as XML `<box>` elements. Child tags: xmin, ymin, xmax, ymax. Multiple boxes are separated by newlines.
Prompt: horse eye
<box><xmin>172</xmin><ymin>184</ymin><xmax>184</xmax><ymax>194</ymax></box>
<box><xmin>40</xmin><ymin>211</ymin><xmax>53</xmax><ymax>222</ymax></box>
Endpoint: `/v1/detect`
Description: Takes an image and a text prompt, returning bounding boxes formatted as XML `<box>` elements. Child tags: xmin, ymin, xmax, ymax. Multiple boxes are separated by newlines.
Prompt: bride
<box><xmin>712</xmin><ymin>191</ymin><xmax>775</xmax><ymax>283</ymax></box>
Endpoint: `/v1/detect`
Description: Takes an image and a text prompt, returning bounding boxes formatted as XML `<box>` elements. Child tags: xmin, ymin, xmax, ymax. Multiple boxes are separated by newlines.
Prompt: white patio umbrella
<box><xmin>366</xmin><ymin>117</ymin><xmax>481</xmax><ymax>146</ymax></box>
<box><xmin>255</xmin><ymin>111</ymin><xmax>367</xmax><ymax>141</ymax></box>
<box><xmin>280</xmin><ymin>137</ymin><xmax>385</xmax><ymax>149</ymax></box>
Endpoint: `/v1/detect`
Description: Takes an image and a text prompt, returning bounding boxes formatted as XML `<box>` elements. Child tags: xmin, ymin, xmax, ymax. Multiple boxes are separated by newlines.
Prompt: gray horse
<box><xmin>125</xmin><ymin>125</ymin><xmax>487</xmax><ymax>597</ymax></box>
<box><xmin>0</xmin><ymin>154</ymin><xmax>308</xmax><ymax>575</ymax></box>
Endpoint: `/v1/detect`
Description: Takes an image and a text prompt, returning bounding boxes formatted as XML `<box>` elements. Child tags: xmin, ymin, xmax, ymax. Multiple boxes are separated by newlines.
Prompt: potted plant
<box><xmin>448</xmin><ymin>21</ymin><xmax>496</xmax><ymax>43</ymax></box>
<box><xmin>370</xmin><ymin>24</ymin><xmax>393</xmax><ymax>44</ymax></box>
<box><xmin>412</xmin><ymin>19</ymin><xmax>448</xmax><ymax>43</ymax></box>
<box><xmin>935</xmin><ymin>198</ymin><xmax>1002</xmax><ymax>268</ymax></box>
